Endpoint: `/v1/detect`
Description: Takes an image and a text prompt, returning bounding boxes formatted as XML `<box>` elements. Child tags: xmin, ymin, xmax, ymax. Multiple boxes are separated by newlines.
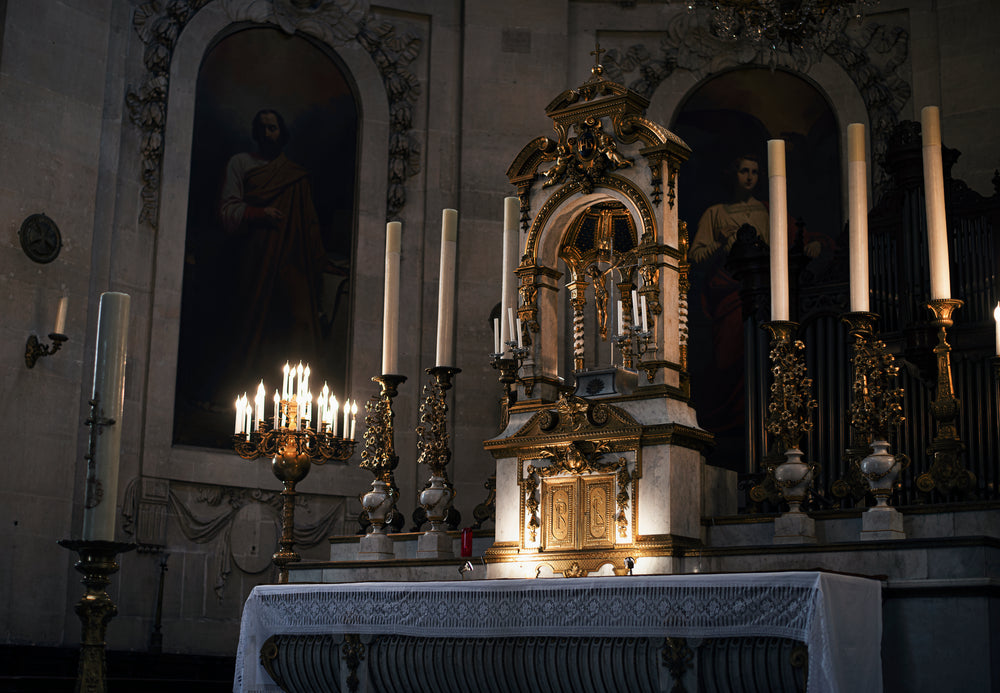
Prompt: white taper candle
<box><xmin>848</xmin><ymin>123</ymin><xmax>870</xmax><ymax>312</ymax></box>
<box><xmin>435</xmin><ymin>209</ymin><xmax>458</xmax><ymax>367</ymax></box>
<box><xmin>768</xmin><ymin>139</ymin><xmax>790</xmax><ymax>321</ymax></box>
<box><xmin>500</xmin><ymin>197</ymin><xmax>519</xmax><ymax>356</ymax></box>
<box><xmin>382</xmin><ymin>221</ymin><xmax>402</xmax><ymax>374</ymax></box>
<box><xmin>922</xmin><ymin>106</ymin><xmax>951</xmax><ymax>300</ymax></box>
<box><xmin>54</xmin><ymin>296</ymin><xmax>68</xmax><ymax>335</ymax></box>
<box><xmin>82</xmin><ymin>291</ymin><xmax>130</xmax><ymax>542</ymax></box>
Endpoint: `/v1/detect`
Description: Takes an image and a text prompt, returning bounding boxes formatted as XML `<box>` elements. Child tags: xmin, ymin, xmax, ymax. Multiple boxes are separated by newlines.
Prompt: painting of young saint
<box><xmin>672</xmin><ymin>67</ymin><xmax>841</xmax><ymax>472</ymax></box>
<box><xmin>173</xmin><ymin>26</ymin><xmax>358</xmax><ymax>448</ymax></box>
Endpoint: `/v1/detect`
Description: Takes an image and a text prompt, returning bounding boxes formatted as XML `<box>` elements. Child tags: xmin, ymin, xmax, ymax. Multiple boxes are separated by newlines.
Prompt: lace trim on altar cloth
<box><xmin>234</xmin><ymin>571</ymin><xmax>882</xmax><ymax>693</ymax></box>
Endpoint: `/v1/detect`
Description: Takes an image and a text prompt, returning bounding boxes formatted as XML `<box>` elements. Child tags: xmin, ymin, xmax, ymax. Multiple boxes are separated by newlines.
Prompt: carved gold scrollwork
<box><xmin>541</xmin><ymin>116</ymin><xmax>634</xmax><ymax>193</ymax></box>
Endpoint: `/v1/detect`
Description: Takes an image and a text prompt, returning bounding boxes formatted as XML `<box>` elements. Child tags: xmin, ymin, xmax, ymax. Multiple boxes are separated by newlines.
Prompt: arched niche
<box><xmin>172</xmin><ymin>24</ymin><xmax>360</xmax><ymax>449</ymax></box>
<box><xmin>143</xmin><ymin>1</ymin><xmax>391</xmax><ymax>485</ymax></box>
<box><xmin>669</xmin><ymin>66</ymin><xmax>842</xmax><ymax>471</ymax></box>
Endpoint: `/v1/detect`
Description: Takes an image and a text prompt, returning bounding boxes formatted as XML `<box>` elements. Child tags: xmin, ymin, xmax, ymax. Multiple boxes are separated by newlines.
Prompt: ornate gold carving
<box><xmin>581</xmin><ymin>476</ymin><xmax>614</xmax><ymax>548</ymax></box>
<box><xmin>342</xmin><ymin>633</ymin><xmax>365</xmax><ymax>693</ymax></box>
<box><xmin>763</xmin><ymin>322</ymin><xmax>817</xmax><ymax>451</ymax></box>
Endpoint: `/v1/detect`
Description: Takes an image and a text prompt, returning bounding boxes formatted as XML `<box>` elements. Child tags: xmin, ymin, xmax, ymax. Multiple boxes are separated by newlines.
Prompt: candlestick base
<box><xmin>59</xmin><ymin>539</ymin><xmax>136</xmax><ymax>693</ymax></box>
<box><xmin>917</xmin><ymin>299</ymin><xmax>975</xmax><ymax>498</ymax></box>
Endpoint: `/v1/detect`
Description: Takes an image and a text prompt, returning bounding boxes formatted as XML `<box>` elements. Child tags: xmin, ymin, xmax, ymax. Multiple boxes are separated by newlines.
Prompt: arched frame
<box><xmin>142</xmin><ymin>2</ymin><xmax>393</xmax><ymax>489</ymax></box>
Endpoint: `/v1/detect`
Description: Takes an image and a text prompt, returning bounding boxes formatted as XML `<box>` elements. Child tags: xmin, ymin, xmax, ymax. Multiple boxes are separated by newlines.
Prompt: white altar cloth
<box><xmin>235</xmin><ymin>570</ymin><xmax>881</xmax><ymax>693</ymax></box>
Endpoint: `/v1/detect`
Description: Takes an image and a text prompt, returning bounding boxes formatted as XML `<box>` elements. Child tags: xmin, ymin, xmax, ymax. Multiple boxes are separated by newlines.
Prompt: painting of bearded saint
<box><xmin>173</xmin><ymin>27</ymin><xmax>358</xmax><ymax>448</ymax></box>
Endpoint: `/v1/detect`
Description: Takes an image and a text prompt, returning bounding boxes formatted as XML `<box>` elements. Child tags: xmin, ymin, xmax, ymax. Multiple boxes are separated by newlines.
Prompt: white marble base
<box><xmin>358</xmin><ymin>532</ymin><xmax>395</xmax><ymax>560</ymax></box>
<box><xmin>861</xmin><ymin>506</ymin><xmax>906</xmax><ymax>541</ymax></box>
<box><xmin>416</xmin><ymin>530</ymin><xmax>454</xmax><ymax>558</ymax></box>
<box><xmin>773</xmin><ymin>512</ymin><xmax>817</xmax><ymax>544</ymax></box>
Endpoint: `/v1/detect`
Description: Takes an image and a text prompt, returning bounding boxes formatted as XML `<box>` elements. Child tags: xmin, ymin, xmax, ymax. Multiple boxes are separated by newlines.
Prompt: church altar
<box><xmin>234</xmin><ymin>570</ymin><xmax>882</xmax><ymax>693</ymax></box>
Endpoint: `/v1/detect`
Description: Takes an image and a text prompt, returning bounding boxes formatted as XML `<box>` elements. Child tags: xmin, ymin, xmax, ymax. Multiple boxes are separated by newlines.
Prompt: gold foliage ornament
<box><xmin>764</xmin><ymin>330</ymin><xmax>817</xmax><ymax>451</ymax></box>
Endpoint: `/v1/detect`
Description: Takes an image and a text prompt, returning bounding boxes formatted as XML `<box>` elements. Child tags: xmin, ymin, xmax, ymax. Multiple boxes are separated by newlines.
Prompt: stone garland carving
<box><xmin>121</xmin><ymin>476</ymin><xmax>345</xmax><ymax>598</ymax></box>
<box><xmin>126</xmin><ymin>0</ymin><xmax>422</xmax><ymax>229</ymax></box>
<box><xmin>602</xmin><ymin>12</ymin><xmax>910</xmax><ymax>195</ymax></box>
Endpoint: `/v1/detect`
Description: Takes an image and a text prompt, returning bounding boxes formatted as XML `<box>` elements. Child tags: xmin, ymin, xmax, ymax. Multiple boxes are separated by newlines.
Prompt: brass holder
<box><xmin>612</xmin><ymin>324</ymin><xmax>656</xmax><ymax>372</ymax></box>
<box><xmin>842</xmin><ymin>311</ymin><xmax>908</xmax><ymax>507</ymax></box>
<box><xmin>833</xmin><ymin>312</ymin><xmax>879</xmax><ymax>503</ymax></box>
<box><xmin>416</xmin><ymin>366</ymin><xmax>460</xmax><ymax>540</ymax></box>
<box><xmin>359</xmin><ymin>374</ymin><xmax>408</xmax><ymax>534</ymax></box>
<box><xmin>58</xmin><ymin>539</ymin><xmax>137</xmax><ymax>693</ymax></box>
<box><xmin>25</xmin><ymin>332</ymin><xmax>68</xmax><ymax>368</ymax></box>
<box><xmin>490</xmin><ymin>341</ymin><xmax>529</xmax><ymax>408</ymax></box>
<box><xmin>917</xmin><ymin>298</ymin><xmax>975</xmax><ymax>497</ymax></box>
<box><xmin>757</xmin><ymin>321</ymin><xmax>818</xmax><ymax>513</ymax></box>
<box><xmin>232</xmin><ymin>408</ymin><xmax>356</xmax><ymax>583</ymax></box>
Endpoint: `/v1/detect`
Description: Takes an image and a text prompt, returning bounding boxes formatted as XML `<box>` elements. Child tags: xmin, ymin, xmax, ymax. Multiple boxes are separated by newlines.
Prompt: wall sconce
<box><xmin>624</xmin><ymin>556</ymin><xmax>636</xmax><ymax>575</ymax></box>
<box><xmin>25</xmin><ymin>297</ymin><xmax>68</xmax><ymax>368</ymax></box>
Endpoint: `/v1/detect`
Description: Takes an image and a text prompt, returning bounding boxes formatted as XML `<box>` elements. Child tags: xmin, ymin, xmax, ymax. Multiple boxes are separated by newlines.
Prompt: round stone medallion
<box><xmin>19</xmin><ymin>214</ymin><xmax>62</xmax><ymax>264</ymax></box>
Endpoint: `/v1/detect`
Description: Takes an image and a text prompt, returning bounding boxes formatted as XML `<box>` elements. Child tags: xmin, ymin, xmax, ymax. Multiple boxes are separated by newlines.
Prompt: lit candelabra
<box><xmin>231</xmin><ymin>361</ymin><xmax>358</xmax><ymax>582</ymax></box>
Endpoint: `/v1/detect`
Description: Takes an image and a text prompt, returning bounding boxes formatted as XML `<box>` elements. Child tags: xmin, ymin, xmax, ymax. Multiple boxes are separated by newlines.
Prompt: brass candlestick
<box><xmin>416</xmin><ymin>367</ymin><xmax>460</xmax><ymax>548</ymax></box>
<box><xmin>59</xmin><ymin>539</ymin><xmax>136</xmax><ymax>693</ymax></box>
<box><xmin>843</xmin><ymin>312</ymin><xmax>907</xmax><ymax>507</ymax></box>
<box><xmin>758</xmin><ymin>321</ymin><xmax>818</xmax><ymax>513</ymax></box>
<box><xmin>917</xmin><ymin>298</ymin><xmax>975</xmax><ymax>497</ymax></box>
<box><xmin>490</xmin><ymin>341</ymin><xmax>528</xmax><ymax>410</ymax></box>
<box><xmin>359</xmin><ymin>374</ymin><xmax>407</xmax><ymax>534</ymax></box>
<box><xmin>25</xmin><ymin>332</ymin><xmax>68</xmax><ymax>368</ymax></box>
<box><xmin>232</xmin><ymin>400</ymin><xmax>356</xmax><ymax>582</ymax></box>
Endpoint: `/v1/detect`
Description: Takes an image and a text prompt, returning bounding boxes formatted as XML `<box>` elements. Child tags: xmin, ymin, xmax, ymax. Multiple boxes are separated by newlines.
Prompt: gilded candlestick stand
<box><xmin>358</xmin><ymin>374</ymin><xmax>407</xmax><ymax>544</ymax></box>
<box><xmin>232</xmin><ymin>399</ymin><xmax>356</xmax><ymax>582</ymax></box>
<box><xmin>842</xmin><ymin>312</ymin><xmax>909</xmax><ymax>538</ymax></box>
<box><xmin>415</xmin><ymin>366</ymin><xmax>460</xmax><ymax>557</ymax></box>
<box><xmin>58</xmin><ymin>540</ymin><xmax>136</xmax><ymax>693</ymax></box>
<box><xmin>758</xmin><ymin>321</ymin><xmax>818</xmax><ymax>543</ymax></box>
<box><xmin>490</xmin><ymin>341</ymin><xmax>529</xmax><ymax>411</ymax></box>
<box><xmin>917</xmin><ymin>298</ymin><xmax>975</xmax><ymax>498</ymax></box>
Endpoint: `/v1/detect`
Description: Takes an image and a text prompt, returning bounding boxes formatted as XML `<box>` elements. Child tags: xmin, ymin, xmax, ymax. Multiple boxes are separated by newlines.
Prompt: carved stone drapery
<box><xmin>602</xmin><ymin>12</ymin><xmax>910</xmax><ymax>196</ymax></box>
<box><xmin>126</xmin><ymin>0</ymin><xmax>422</xmax><ymax>228</ymax></box>
<box><xmin>121</xmin><ymin>476</ymin><xmax>346</xmax><ymax>598</ymax></box>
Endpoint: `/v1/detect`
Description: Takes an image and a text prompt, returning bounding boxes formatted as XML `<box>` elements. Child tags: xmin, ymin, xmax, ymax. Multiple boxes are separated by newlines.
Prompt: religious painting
<box><xmin>173</xmin><ymin>26</ymin><xmax>359</xmax><ymax>448</ymax></box>
<box><xmin>672</xmin><ymin>67</ymin><xmax>841</xmax><ymax>471</ymax></box>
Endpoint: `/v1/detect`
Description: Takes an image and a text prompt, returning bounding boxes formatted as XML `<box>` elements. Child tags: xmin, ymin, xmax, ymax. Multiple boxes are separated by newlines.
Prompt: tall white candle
<box><xmin>500</xmin><ymin>197</ymin><xmax>519</xmax><ymax>355</ymax></box>
<box><xmin>436</xmin><ymin>208</ymin><xmax>459</xmax><ymax>367</ymax></box>
<box><xmin>848</xmin><ymin>123</ymin><xmax>870</xmax><ymax>312</ymax></box>
<box><xmin>994</xmin><ymin>303</ymin><xmax>1000</xmax><ymax>357</ymax></box>
<box><xmin>922</xmin><ymin>106</ymin><xmax>951</xmax><ymax>300</ymax></box>
<box><xmin>54</xmin><ymin>296</ymin><xmax>68</xmax><ymax>335</ymax></box>
<box><xmin>768</xmin><ymin>139</ymin><xmax>790</xmax><ymax>321</ymax></box>
<box><xmin>382</xmin><ymin>221</ymin><xmax>402</xmax><ymax>374</ymax></box>
<box><xmin>82</xmin><ymin>291</ymin><xmax>130</xmax><ymax>542</ymax></box>
<box><xmin>255</xmin><ymin>381</ymin><xmax>265</xmax><ymax>428</ymax></box>
<box><xmin>493</xmin><ymin>317</ymin><xmax>501</xmax><ymax>354</ymax></box>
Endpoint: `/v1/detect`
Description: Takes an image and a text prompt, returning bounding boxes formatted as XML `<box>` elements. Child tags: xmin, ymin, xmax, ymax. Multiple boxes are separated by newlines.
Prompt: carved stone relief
<box><xmin>126</xmin><ymin>0</ymin><xmax>422</xmax><ymax>228</ymax></box>
<box><xmin>122</xmin><ymin>477</ymin><xmax>346</xmax><ymax>598</ymax></box>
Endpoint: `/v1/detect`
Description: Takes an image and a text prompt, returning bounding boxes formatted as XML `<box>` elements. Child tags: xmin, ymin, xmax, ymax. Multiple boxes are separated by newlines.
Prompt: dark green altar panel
<box><xmin>259</xmin><ymin>634</ymin><xmax>807</xmax><ymax>692</ymax></box>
